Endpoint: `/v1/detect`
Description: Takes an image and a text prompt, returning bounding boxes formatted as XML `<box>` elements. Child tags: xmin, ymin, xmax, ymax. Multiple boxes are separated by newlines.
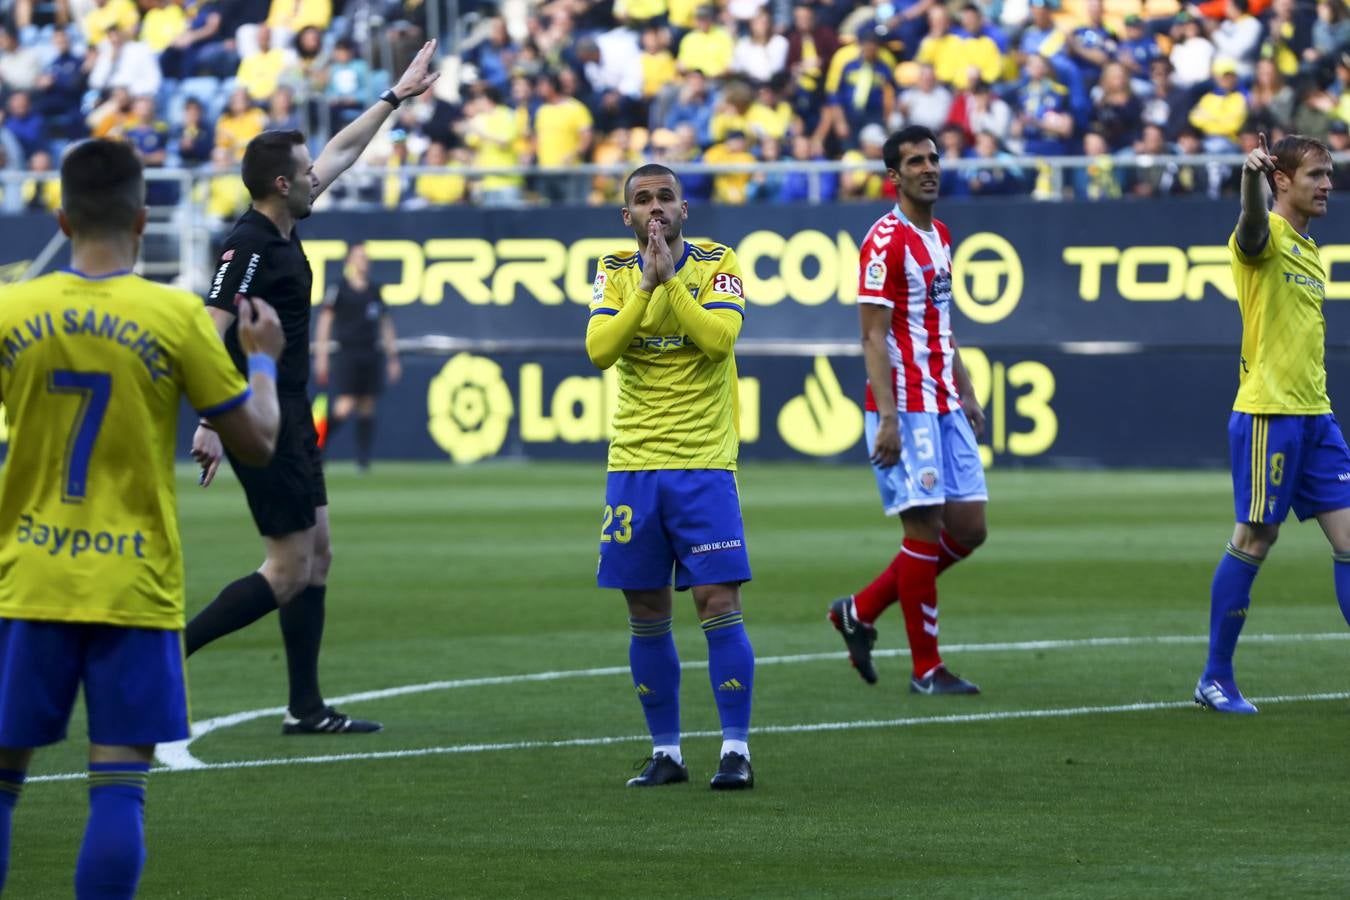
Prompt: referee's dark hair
<box><xmin>884</xmin><ymin>125</ymin><xmax>939</xmax><ymax>173</ymax></box>
<box><xmin>242</xmin><ymin>130</ymin><xmax>306</xmax><ymax>200</ymax></box>
<box><xmin>624</xmin><ymin>163</ymin><xmax>681</xmax><ymax>204</ymax></box>
<box><xmin>59</xmin><ymin>138</ymin><xmax>145</xmax><ymax>237</ymax></box>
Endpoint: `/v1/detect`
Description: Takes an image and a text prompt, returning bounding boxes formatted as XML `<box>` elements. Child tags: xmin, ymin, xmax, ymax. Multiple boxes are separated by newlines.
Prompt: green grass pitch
<box><xmin>8</xmin><ymin>463</ymin><xmax>1350</xmax><ymax>898</ymax></box>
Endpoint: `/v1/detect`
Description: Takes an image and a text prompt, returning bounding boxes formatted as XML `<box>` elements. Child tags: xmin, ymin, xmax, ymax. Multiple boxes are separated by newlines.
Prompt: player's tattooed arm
<box><xmin>1236</xmin><ymin>132</ymin><xmax>1275</xmax><ymax>257</ymax></box>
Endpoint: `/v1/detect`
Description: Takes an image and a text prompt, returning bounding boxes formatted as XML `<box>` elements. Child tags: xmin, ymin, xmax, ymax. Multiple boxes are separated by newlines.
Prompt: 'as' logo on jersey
<box><xmin>712</xmin><ymin>273</ymin><xmax>743</xmax><ymax>297</ymax></box>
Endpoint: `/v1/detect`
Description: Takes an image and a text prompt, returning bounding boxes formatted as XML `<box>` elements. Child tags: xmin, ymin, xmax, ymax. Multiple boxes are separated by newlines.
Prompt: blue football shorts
<box><xmin>0</xmin><ymin>620</ymin><xmax>189</xmax><ymax>748</ymax></box>
<box><xmin>1229</xmin><ymin>412</ymin><xmax>1350</xmax><ymax>524</ymax></box>
<box><xmin>597</xmin><ymin>469</ymin><xmax>752</xmax><ymax>592</ymax></box>
<box><xmin>865</xmin><ymin>409</ymin><xmax>988</xmax><ymax>516</ymax></box>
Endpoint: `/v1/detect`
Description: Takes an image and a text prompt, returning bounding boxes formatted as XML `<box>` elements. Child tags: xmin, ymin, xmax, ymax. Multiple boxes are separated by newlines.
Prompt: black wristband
<box><xmin>379</xmin><ymin>88</ymin><xmax>402</xmax><ymax>108</ymax></box>
<box><xmin>199</xmin><ymin>419</ymin><xmax>216</xmax><ymax>431</ymax></box>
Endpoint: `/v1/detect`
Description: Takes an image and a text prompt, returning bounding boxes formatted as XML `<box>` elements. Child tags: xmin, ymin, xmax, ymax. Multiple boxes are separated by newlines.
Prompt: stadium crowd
<box><xmin>1</xmin><ymin>0</ymin><xmax>1350</xmax><ymax>211</ymax></box>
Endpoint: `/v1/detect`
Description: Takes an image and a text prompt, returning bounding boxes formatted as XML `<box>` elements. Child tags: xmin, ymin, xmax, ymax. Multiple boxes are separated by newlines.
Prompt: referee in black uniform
<box><xmin>314</xmin><ymin>242</ymin><xmax>401</xmax><ymax>472</ymax></box>
<box><xmin>185</xmin><ymin>40</ymin><xmax>441</xmax><ymax>735</ymax></box>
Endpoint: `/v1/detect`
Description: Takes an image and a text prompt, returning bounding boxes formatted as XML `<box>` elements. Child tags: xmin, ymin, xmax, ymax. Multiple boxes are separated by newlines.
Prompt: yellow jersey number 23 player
<box><xmin>1196</xmin><ymin>133</ymin><xmax>1350</xmax><ymax>714</ymax></box>
<box><xmin>0</xmin><ymin>139</ymin><xmax>283</xmax><ymax>898</ymax></box>
<box><xmin>586</xmin><ymin>165</ymin><xmax>755</xmax><ymax>790</ymax></box>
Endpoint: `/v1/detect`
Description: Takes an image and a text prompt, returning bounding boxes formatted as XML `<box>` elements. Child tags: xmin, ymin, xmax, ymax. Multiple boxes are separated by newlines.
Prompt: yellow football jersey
<box><xmin>1229</xmin><ymin>213</ymin><xmax>1332</xmax><ymax>415</ymax></box>
<box><xmin>590</xmin><ymin>241</ymin><xmax>745</xmax><ymax>471</ymax></box>
<box><xmin>0</xmin><ymin>270</ymin><xmax>250</xmax><ymax>629</ymax></box>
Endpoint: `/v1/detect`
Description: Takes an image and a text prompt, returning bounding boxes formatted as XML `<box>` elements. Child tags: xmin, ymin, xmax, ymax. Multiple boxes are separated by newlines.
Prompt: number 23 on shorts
<box><xmin>600</xmin><ymin>504</ymin><xmax>633</xmax><ymax>544</ymax></box>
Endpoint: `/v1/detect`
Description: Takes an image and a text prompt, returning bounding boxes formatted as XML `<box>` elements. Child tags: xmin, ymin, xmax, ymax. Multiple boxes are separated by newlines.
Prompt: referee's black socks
<box><xmin>279</xmin><ymin>585</ymin><xmax>326</xmax><ymax>717</ymax></box>
<box><xmin>184</xmin><ymin>572</ymin><xmax>278</xmax><ymax>656</ymax></box>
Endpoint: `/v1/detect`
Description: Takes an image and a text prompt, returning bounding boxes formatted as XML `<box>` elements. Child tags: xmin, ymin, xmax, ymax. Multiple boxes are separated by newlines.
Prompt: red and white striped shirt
<box><xmin>857</xmin><ymin>206</ymin><xmax>961</xmax><ymax>415</ymax></box>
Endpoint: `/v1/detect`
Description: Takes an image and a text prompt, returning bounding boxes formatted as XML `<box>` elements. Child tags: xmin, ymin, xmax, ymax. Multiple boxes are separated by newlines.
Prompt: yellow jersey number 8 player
<box><xmin>587</xmin><ymin>165</ymin><xmax>756</xmax><ymax>790</ymax></box>
<box><xmin>0</xmin><ymin>139</ymin><xmax>283</xmax><ymax>897</ymax></box>
<box><xmin>1196</xmin><ymin>133</ymin><xmax>1350</xmax><ymax>713</ymax></box>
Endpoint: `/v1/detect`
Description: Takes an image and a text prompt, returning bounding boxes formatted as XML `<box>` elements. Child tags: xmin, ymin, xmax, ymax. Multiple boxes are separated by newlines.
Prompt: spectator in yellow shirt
<box><xmin>236</xmin><ymin>25</ymin><xmax>297</xmax><ymax>102</ymax></box>
<box><xmin>533</xmin><ymin>72</ymin><xmax>594</xmax><ymax>203</ymax></box>
<box><xmin>203</xmin><ymin>145</ymin><xmax>251</xmax><ymax>221</ymax></box>
<box><xmin>747</xmin><ymin>78</ymin><xmax>794</xmax><ymax>142</ymax></box>
<box><xmin>84</xmin><ymin>0</ymin><xmax>139</xmax><ymax>46</ymax></box>
<box><xmin>678</xmin><ymin>5</ymin><xmax>735</xmax><ymax>78</ymax></box>
<box><xmin>954</xmin><ymin>4</ymin><xmax>1005</xmax><ymax>90</ymax></box>
<box><xmin>709</xmin><ymin>79</ymin><xmax>754</xmax><ymax>143</ymax></box>
<box><xmin>139</xmin><ymin>0</ymin><xmax>186</xmax><ymax>53</ymax></box>
<box><xmin>1189</xmin><ymin>57</ymin><xmax>1249</xmax><ymax>149</ymax></box>
<box><xmin>264</xmin><ymin>0</ymin><xmax>330</xmax><ymax>49</ymax></box>
<box><xmin>411</xmin><ymin>141</ymin><xmax>467</xmax><ymax>207</ymax></box>
<box><xmin>20</xmin><ymin>150</ymin><xmax>60</xmax><ymax>211</ymax></box>
<box><xmin>915</xmin><ymin>5</ymin><xmax>965</xmax><ymax>86</ymax></box>
<box><xmin>461</xmin><ymin>85</ymin><xmax>523</xmax><ymax>205</ymax></box>
<box><xmin>640</xmin><ymin>25</ymin><xmax>677</xmax><ymax>99</ymax></box>
<box><xmin>703</xmin><ymin>130</ymin><xmax>756</xmax><ymax>203</ymax></box>
<box><xmin>215</xmin><ymin>88</ymin><xmax>267</xmax><ymax>161</ymax></box>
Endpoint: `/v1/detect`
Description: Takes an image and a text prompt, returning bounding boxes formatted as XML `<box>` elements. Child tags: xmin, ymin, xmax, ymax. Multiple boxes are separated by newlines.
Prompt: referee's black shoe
<box><xmin>710</xmin><ymin>752</ymin><xmax>754</xmax><ymax>790</ymax></box>
<box><xmin>282</xmin><ymin>706</ymin><xmax>383</xmax><ymax>735</ymax></box>
<box><xmin>626</xmin><ymin>752</ymin><xmax>689</xmax><ymax>787</ymax></box>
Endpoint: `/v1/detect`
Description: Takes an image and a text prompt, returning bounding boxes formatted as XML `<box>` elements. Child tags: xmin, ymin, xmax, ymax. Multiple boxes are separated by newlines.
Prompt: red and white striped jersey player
<box><xmin>827</xmin><ymin>125</ymin><xmax>992</xmax><ymax>696</ymax></box>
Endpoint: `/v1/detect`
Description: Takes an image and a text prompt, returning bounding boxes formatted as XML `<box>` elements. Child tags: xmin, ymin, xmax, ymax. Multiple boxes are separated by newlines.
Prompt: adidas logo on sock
<box><xmin>635</xmin><ymin>683</ymin><xmax>654</xmax><ymax>696</ymax></box>
<box><xmin>717</xmin><ymin>678</ymin><xmax>747</xmax><ymax>692</ymax></box>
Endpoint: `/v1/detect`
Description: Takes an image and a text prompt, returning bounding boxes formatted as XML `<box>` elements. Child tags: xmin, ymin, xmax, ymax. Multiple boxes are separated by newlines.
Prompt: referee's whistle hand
<box><xmin>236</xmin><ymin>296</ymin><xmax>285</xmax><ymax>359</ymax></box>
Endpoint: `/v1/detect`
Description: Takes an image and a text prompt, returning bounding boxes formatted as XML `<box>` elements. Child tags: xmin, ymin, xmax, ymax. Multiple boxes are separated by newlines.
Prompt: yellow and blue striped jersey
<box><xmin>590</xmin><ymin>241</ymin><xmax>745</xmax><ymax>471</ymax></box>
<box><xmin>0</xmin><ymin>270</ymin><xmax>250</xmax><ymax>629</ymax></box>
<box><xmin>1229</xmin><ymin>213</ymin><xmax>1332</xmax><ymax>415</ymax></box>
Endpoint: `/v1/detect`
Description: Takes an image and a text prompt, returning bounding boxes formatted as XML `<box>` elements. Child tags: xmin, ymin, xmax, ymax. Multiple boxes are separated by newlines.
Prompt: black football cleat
<box><xmin>909</xmin><ymin>665</ymin><xmax>981</xmax><ymax>695</ymax></box>
<box><xmin>709</xmin><ymin>752</ymin><xmax>754</xmax><ymax>790</ymax></box>
<box><xmin>282</xmin><ymin>706</ymin><xmax>383</xmax><ymax>735</ymax></box>
<box><xmin>626</xmin><ymin>752</ymin><xmax>689</xmax><ymax>787</ymax></box>
<box><xmin>827</xmin><ymin>597</ymin><xmax>879</xmax><ymax>684</ymax></box>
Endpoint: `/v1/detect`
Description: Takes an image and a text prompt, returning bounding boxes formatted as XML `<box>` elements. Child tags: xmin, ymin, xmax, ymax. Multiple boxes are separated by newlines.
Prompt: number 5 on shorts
<box><xmin>912</xmin><ymin>426</ymin><xmax>934</xmax><ymax>460</ymax></box>
<box><xmin>600</xmin><ymin>504</ymin><xmax>634</xmax><ymax>544</ymax></box>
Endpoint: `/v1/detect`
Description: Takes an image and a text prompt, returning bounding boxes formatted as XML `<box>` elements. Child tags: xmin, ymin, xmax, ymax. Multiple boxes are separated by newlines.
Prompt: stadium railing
<box><xmin>1</xmin><ymin>152</ymin><xmax>1340</xmax><ymax>294</ymax></box>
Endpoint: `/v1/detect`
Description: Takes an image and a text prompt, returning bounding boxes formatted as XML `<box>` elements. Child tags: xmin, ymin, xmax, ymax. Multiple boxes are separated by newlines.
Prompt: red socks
<box><xmin>851</xmin><ymin>555</ymin><xmax>902</xmax><ymax>623</ymax></box>
<box><xmin>851</xmin><ymin>531</ymin><xmax>976</xmax><ymax>678</ymax></box>
<box><xmin>896</xmin><ymin>538</ymin><xmax>941</xmax><ymax>677</ymax></box>
<box><xmin>937</xmin><ymin>531</ymin><xmax>972</xmax><ymax>575</ymax></box>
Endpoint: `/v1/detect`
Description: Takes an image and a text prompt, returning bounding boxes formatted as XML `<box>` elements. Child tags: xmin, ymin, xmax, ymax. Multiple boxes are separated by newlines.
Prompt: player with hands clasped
<box><xmin>1196</xmin><ymin>132</ymin><xmax>1350</xmax><ymax>713</ymax></box>
<box><xmin>587</xmin><ymin>165</ymin><xmax>757</xmax><ymax>790</ymax></box>
<box><xmin>827</xmin><ymin>125</ymin><xmax>991</xmax><ymax>695</ymax></box>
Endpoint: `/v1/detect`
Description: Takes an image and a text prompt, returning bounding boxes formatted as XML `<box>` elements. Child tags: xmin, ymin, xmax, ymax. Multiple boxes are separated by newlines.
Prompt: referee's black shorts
<box><xmin>227</xmin><ymin>393</ymin><xmax>328</xmax><ymax>538</ymax></box>
<box><xmin>333</xmin><ymin>352</ymin><xmax>384</xmax><ymax>397</ymax></box>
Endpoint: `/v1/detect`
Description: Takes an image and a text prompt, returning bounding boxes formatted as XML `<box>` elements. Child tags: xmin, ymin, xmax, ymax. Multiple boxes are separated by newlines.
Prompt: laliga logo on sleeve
<box><xmin>427</xmin><ymin>353</ymin><xmax>514</xmax><ymax>463</ymax></box>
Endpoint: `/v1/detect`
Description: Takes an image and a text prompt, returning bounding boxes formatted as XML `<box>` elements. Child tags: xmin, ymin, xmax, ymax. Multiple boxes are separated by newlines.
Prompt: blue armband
<box><xmin>247</xmin><ymin>353</ymin><xmax>277</xmax><ymax>381</ymax></box>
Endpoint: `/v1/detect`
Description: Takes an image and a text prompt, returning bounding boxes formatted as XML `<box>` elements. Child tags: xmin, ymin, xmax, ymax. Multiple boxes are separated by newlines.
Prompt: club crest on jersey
<box><xmin>864</xmin><ymin>258</ymin><xmax>887</xmax><ymax>291</ymax></box>
<box><xmin>591</xmin><ymin>271</ymin><xmax>606</xmax><ymax>305</ymax></box>
<box><xmin>929</xmin><ymin>270</ymin><xmax>952</xmax><ymax>309</ymax></box>
<box><xmin>916</xmin><ymin>467</ymin><xmax>939</xmax><ymax>492</ymax></box>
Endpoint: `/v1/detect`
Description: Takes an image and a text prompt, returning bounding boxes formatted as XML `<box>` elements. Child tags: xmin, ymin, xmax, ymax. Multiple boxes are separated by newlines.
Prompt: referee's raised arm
<box><xmin>311</xmin><ymin>40</ymin><xmax>442</xmax><ymax>197</ymax></box>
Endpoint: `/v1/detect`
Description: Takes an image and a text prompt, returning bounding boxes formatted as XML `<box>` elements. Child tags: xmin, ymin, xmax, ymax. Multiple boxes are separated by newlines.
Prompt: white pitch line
<box><xmin>152</xmin><ymin>630</ymin><xmax>1350</xmax><ymax>771</ymax></box>
<box><xmin>28</xmin><ymin>690</ymin><xmax>1350</xmax><ymax>784</ymax></box>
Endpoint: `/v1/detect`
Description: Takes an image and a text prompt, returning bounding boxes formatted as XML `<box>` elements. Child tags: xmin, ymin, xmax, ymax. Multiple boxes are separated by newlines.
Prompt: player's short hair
<box><xmin>1269</xmin><ymin>133</ymin><xmax>1333</xmax><ymax>194</ymax></box>
<box><xmin>241</xmin><ymin>130</ymin><xmax>306</xmax><ymax>200</ymax></box>
<box><xmin>60</xmin><ymin>138</ymin><xmax>145</xmax><ymax>237</ymax></box>
<box><xmin>884</xmin><ymin>125</ymin><xmax>939</xmax><ymax>172</ymax></box>
<box><xmin>624</xmin><ymin>164</ymin><xmax>681</xmax><ymax>204</ymax></box>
